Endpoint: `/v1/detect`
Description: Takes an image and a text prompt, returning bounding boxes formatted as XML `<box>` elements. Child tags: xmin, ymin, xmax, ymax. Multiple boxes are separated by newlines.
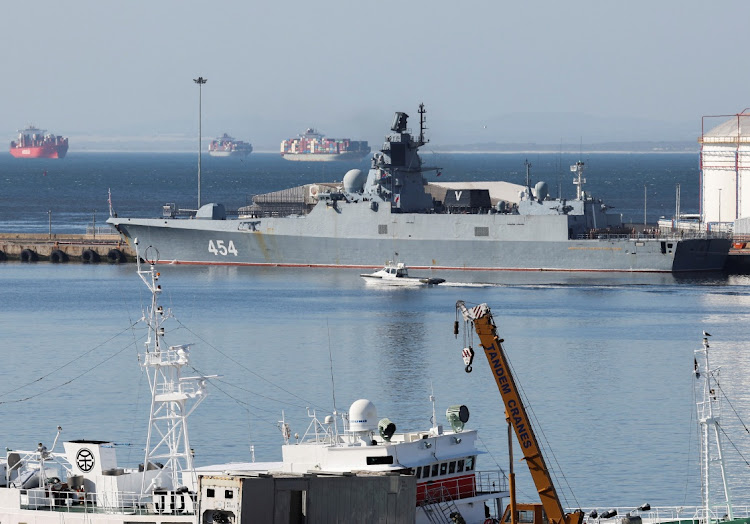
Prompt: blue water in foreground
<box><xmin>2</xmin><ymin>153</ymin><xmax>750</xmax><ymax>511</ymax></box>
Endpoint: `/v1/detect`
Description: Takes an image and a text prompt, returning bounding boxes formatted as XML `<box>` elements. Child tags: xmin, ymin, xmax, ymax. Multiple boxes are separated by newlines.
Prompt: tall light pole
<box><xmin>193</xmin><ymin>76</ymin><xmax>207</xmax><ymax>209</ymax></box>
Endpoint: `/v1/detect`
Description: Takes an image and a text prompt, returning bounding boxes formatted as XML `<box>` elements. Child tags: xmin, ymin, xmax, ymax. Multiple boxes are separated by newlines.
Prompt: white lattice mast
<box><xmin>570</xmin><ymin>161</ymin><xmax>587</xmax><ymax>201</ymax></box>
<box><xmin>135</xmin><ymin>241</ymin><xmax>208</xmax><ymax>494</ymax></box>
<box><xmin>695</xmin><ymin>333</ymin><xmax>733</xmax><ymax>522</ymax></box>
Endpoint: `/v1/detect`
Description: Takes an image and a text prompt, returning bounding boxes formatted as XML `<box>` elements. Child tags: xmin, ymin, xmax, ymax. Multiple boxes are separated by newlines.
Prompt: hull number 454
<box><xmin>208</xmin><ymin>240</ymin><xmax>238</xmax><ymax>256</ymax></box>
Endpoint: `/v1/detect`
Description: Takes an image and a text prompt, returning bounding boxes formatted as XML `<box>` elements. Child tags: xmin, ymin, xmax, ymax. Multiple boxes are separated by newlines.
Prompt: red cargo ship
<box><xmin>9</xmin><ymin>125</ymin><xmax>69</xmax><ymax>159</ymax></box>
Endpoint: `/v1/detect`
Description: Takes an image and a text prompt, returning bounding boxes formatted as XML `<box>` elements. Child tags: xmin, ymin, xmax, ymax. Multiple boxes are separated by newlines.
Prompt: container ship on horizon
<box><xmin>208</xmin><ymin>133</ymin><xmax>253</xmax><ymax>157</ymax></box>
<box><xmin>9</xmin><ymin>125</ymin><xmax>68</xmax><ymax>159</ymax></box>
<box><xmin>280</xmin><ymin>128</ymin><xmax>369</xmax><ymax>161</ymax></box>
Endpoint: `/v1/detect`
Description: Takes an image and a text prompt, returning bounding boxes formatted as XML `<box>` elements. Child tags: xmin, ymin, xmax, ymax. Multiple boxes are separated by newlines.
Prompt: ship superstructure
<box><xmin>109</xmin><ymin>104</ymin><xmax>730</xmax><ymax>272</ymax></box>
<box><xmin>9</xmin><ymin>125</ymin><xmax>68</xmax><ymax>159</ymax></box>
<box><xmin>0</xmin><ymin>248</ymin><xmax>209</xmax><ymax>524</ymax></box>
<box><xmin>280</xmin><ymin>127</ymin><xmax>369</xmax><ymax>161</ymax></box>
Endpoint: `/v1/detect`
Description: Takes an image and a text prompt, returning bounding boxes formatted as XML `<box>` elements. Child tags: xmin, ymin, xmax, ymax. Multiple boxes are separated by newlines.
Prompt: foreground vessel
<box><xmin>0</xmin><ymin>247</ymin><xmax>209</xmax><ymax>524</ymax></box>
<box><xmin>0</xmin><ymin>255</ymin><xmax>505</xmax><ymax>523</ymax></box>
<box><xmin>280</xmin><ymin>127</ymin><xmax>370</xmax><ymax>161</ymax></box>
<box><xmin>208</xmin><ymin>133</ymin><xmax>252</xmax><ymax>157</ymax></box>
<box><xmin>109</xmin><ymin>105</ymin><xmax>729</xmax><ymax>272</ymax></box>
<box><xmin>9</xmin><ymin>125</ymin><xmax>68</xmax><ymax>158</ymax></box>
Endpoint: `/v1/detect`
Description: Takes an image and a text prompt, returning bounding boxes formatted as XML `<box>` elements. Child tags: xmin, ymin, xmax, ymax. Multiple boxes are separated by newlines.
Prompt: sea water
<box><xmin>1</xmin><ymin>152</ymin><xmax>748</xmax><ymax>511</ymax></box>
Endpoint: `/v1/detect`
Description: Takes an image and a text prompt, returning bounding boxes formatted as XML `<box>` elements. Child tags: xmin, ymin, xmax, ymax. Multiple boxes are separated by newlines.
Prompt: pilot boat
<box><xmin>361</xmin><ymin>261</ymin><xmax>446</xmax><ymax>286</ymax></box>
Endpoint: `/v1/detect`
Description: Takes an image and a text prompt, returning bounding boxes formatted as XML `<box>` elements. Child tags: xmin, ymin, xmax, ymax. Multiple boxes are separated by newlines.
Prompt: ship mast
<box><xmin>570</xmin><ymin>161</ymin><xmax>586</xmax><ymax>200</ymax></box>
<box><xmin>136</xmin><ymin>242</ymin><xmax>209</xmax><ymax>495</ymax></box>
<box><xmin>418</xmin><ymin>103</ymin><xmax>428</xmax><ymax>147</ymax></box>
<box><xmin>695</xmin><ymin>334</ymin><xmax>733</xmax><ymax>523</ymax></box>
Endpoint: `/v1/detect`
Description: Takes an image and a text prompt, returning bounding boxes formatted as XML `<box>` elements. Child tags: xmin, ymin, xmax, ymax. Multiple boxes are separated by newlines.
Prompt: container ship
<box><xmin>109</xmin><ymin>105</ymin><xmax>730</xmax><ymax>272</ymax></box>
<box><xmin>280</xmin><ymin>128</ymin><xmax>369</xmax><ymax>161</ymax></box>
<box><xmin>9</xmin><ymin>125</ymin><xmax>68</xmax><ymax>159</ymax></box>
<box><xmin>208</xmin><ymin>133</ymin><xmax>252</xmax><ymax>157</ymax></box>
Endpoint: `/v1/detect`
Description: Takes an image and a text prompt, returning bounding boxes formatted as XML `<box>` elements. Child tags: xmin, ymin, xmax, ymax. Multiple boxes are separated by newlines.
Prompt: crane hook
<box><xmin>461</xmin><ymin>346</ymin><xmax>475</xmax><ymax>374</ymax></box>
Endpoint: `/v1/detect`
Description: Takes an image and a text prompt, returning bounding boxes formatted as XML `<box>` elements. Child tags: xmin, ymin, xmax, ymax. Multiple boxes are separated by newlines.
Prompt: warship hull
<box><xmin>109</xmin><ymin>208</ymin><xmax>730</xmax><ymax>272</ymax></box>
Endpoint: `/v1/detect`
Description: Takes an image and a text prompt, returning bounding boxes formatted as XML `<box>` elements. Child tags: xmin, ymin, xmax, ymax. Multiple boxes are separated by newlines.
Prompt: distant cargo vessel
<box><xmin>9</xmin><ymin>125</ymin><xmax>68</xmax><ymax>159</ymax></box>
<box><xmin>280</xmin><ymin>128</ymin><xmax>369</xmax><ymax>161</ymax></box>
<box><xmin>208</xmin><ymin>133</ymin><xmax>252</xmax><ymax>157</ymax></box>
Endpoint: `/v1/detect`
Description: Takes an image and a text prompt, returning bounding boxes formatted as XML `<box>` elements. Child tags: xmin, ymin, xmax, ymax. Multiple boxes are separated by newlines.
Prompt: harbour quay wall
<box><xmin>0</xmin><ymin>233</ymin><xmax>134</xmax><ymax>263</ymax></box>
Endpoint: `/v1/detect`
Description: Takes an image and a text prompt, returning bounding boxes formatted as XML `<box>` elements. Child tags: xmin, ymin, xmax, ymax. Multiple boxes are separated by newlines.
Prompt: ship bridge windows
<box><xmin>416</xmin><ymin>459</ymin><xmax>473</xmax><ymax>480</ymax></box>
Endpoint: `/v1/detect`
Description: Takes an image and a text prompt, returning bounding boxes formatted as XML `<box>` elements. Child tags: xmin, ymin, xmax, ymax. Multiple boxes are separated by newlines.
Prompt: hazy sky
<box><xmin>4</xmin><ymin>0</ymin><xmax>750</xmax><ymax>150</ymax></box>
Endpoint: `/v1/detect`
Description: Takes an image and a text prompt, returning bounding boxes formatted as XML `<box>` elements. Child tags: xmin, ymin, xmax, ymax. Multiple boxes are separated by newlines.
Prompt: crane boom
<box><xmin>456</xmin><ymin>301</ymin><xmax>583</xmax><ymax>524</ymax></box>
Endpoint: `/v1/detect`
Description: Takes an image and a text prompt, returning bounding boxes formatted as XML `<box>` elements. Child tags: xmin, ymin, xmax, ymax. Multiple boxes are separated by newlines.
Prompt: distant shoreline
<box><xmin>57</xmin><ymin>148</ymin><xmax>700</xmax><ymax>155</ymax></box>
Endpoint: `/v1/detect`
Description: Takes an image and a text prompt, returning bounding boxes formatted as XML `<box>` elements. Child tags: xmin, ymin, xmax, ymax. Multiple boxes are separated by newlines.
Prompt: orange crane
<box><xmin>455</xmin><ymin>301</ymin><xmax>583</xmax><ymax>524</ymax></box>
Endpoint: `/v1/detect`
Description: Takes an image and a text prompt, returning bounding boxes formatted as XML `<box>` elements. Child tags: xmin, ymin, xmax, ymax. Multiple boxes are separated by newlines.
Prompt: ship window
<box><xmin>415</xmin><ymin>467</ymin><xmax>422</xmax><ymax>479</ymax></box>
<box><xmin>431</xmin><ymin>464</ymin><xmax>439</xmax><ymax>477</ymax></box>
<box><xmin>366</xmin><ymin>456</ymin><xmax>394</xmax><ymax>465</ymax></box>
<box><xmin>440</xmin><ymin>463</ymin><xmax>447</xmax><ymax>475</ymax></box>
<box><xmin>379</xmin><ymin>224</ymin><xmax>388</xmax><ymax>234</ymax></box>
<box><xmin>475</xmin><ymin>226</ymin><xmax>489</xmax><ymax>237</ymax></box>
<box><xmin>422</xmin><ymin>465</ymin><xmax>430</xmax><ymax>478</ymax></box>
<box><xmin>449</xmin><ymin>461</ymin><xmax>456</xmax><ymax>474</ymax></box>
<box><xmin>206</xmin><ymin>489</ymin><xmax>215</xmax><ymax>498</ymax></box>
<box><xmin>466</xmin><ymin>456</ymin><xmax>475</xmax><ymax>471</ymax></box>
<box><xmin>456</xmin><ymin>460</ymin><xmax>464</xmax><ymax>472</ymax></box>
<box><xmin>225</xmin><ymin>490</ymin><xmax>233</xmax><ymax>499</ymax></box>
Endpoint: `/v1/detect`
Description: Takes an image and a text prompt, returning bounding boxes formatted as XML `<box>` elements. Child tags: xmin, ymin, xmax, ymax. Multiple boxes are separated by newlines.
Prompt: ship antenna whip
<box><xmin>326</xmin><ymin>319</ymin><xmax>339</xmax><ymax>437</ymax></box>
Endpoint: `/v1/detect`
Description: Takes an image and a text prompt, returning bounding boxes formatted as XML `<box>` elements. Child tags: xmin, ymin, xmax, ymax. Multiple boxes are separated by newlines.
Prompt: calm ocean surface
<box><xmin>2</xmin><ymin>152</ymin><xmax>750</xmax><ymax>511</ymax></box>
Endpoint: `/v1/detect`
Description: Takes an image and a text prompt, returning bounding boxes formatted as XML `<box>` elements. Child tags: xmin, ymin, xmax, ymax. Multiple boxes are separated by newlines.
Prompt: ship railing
<box><xmin>578</xmin><ymin>231</ymin><xmax>730</xmax><ymax>241</ymax></box>
<box><xmin>19</xmin><ymin>488</ymin><xmax>197</xmax><ymax>515</ymax></box>
<box><xmin>86</xmin><ymin>225</ymin><xmax>117</xmax><ymax>236</ymax></box>
<box><xmin>418</xmin><ymin>470</ymin><xmax>507</xmax><ymax>505</ymax></box>
<box><xmin>574</xmin><ymin>505</ymin><xmax>750</xmax><ymax>524</ymax></box>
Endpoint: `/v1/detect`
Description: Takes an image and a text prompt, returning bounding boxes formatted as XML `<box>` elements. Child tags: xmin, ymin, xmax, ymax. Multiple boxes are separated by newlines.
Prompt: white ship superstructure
<box><xmin>0</xmin><ymin>247</ymin><xmax>210</xmax><ymax>524</ymax></box>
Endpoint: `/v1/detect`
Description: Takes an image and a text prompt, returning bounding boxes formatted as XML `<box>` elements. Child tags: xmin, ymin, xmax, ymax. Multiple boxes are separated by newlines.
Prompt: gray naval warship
<box><xmin>109</xmin><ymin>105</ymin><xmax>729</xmax><ymax>272</ymax></box>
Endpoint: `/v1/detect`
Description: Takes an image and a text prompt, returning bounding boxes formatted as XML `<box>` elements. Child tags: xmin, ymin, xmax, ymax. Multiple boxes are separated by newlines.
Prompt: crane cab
<box><xmin>502</xmin><ymin>503</ymin><xmax>548</xmax><ymax>524</ymax></box>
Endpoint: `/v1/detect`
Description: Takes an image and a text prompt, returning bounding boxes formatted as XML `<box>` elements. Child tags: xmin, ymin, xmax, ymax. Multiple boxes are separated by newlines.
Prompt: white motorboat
<box><xmin>361</xmin><ymin>261</ymin><xmax>446</xmax><ymax>286</ymax></box>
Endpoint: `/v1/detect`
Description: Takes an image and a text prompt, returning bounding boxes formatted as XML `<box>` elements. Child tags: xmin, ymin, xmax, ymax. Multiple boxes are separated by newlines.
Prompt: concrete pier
<box><xmin>0</xmin><ymin>233</ymin><xmax>134</xmax><ymax>263</ymax></box>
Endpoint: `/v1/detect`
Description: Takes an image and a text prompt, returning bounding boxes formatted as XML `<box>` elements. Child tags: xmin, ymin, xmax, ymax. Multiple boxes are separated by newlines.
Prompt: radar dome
<box><xmin>343</xmin><ymin>169</ymin><xmax>366</xmax><ymax>193</ymax></box>
<box><xmin>534</xmin><ymin>181</ymin><xmax>548</xmax><ymax>201</ymax></box>
<box><xmin>349</xmin><ymin>399</ymin><xmax>378</xmax><ymax>432</ymax></box>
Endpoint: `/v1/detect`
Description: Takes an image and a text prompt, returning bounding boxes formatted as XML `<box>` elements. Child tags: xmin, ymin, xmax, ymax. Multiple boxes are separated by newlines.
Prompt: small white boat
<box><xmin>361</xmin><ymin>261</ymin><xmax>445</xmax><ymax>286</ymax></box>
